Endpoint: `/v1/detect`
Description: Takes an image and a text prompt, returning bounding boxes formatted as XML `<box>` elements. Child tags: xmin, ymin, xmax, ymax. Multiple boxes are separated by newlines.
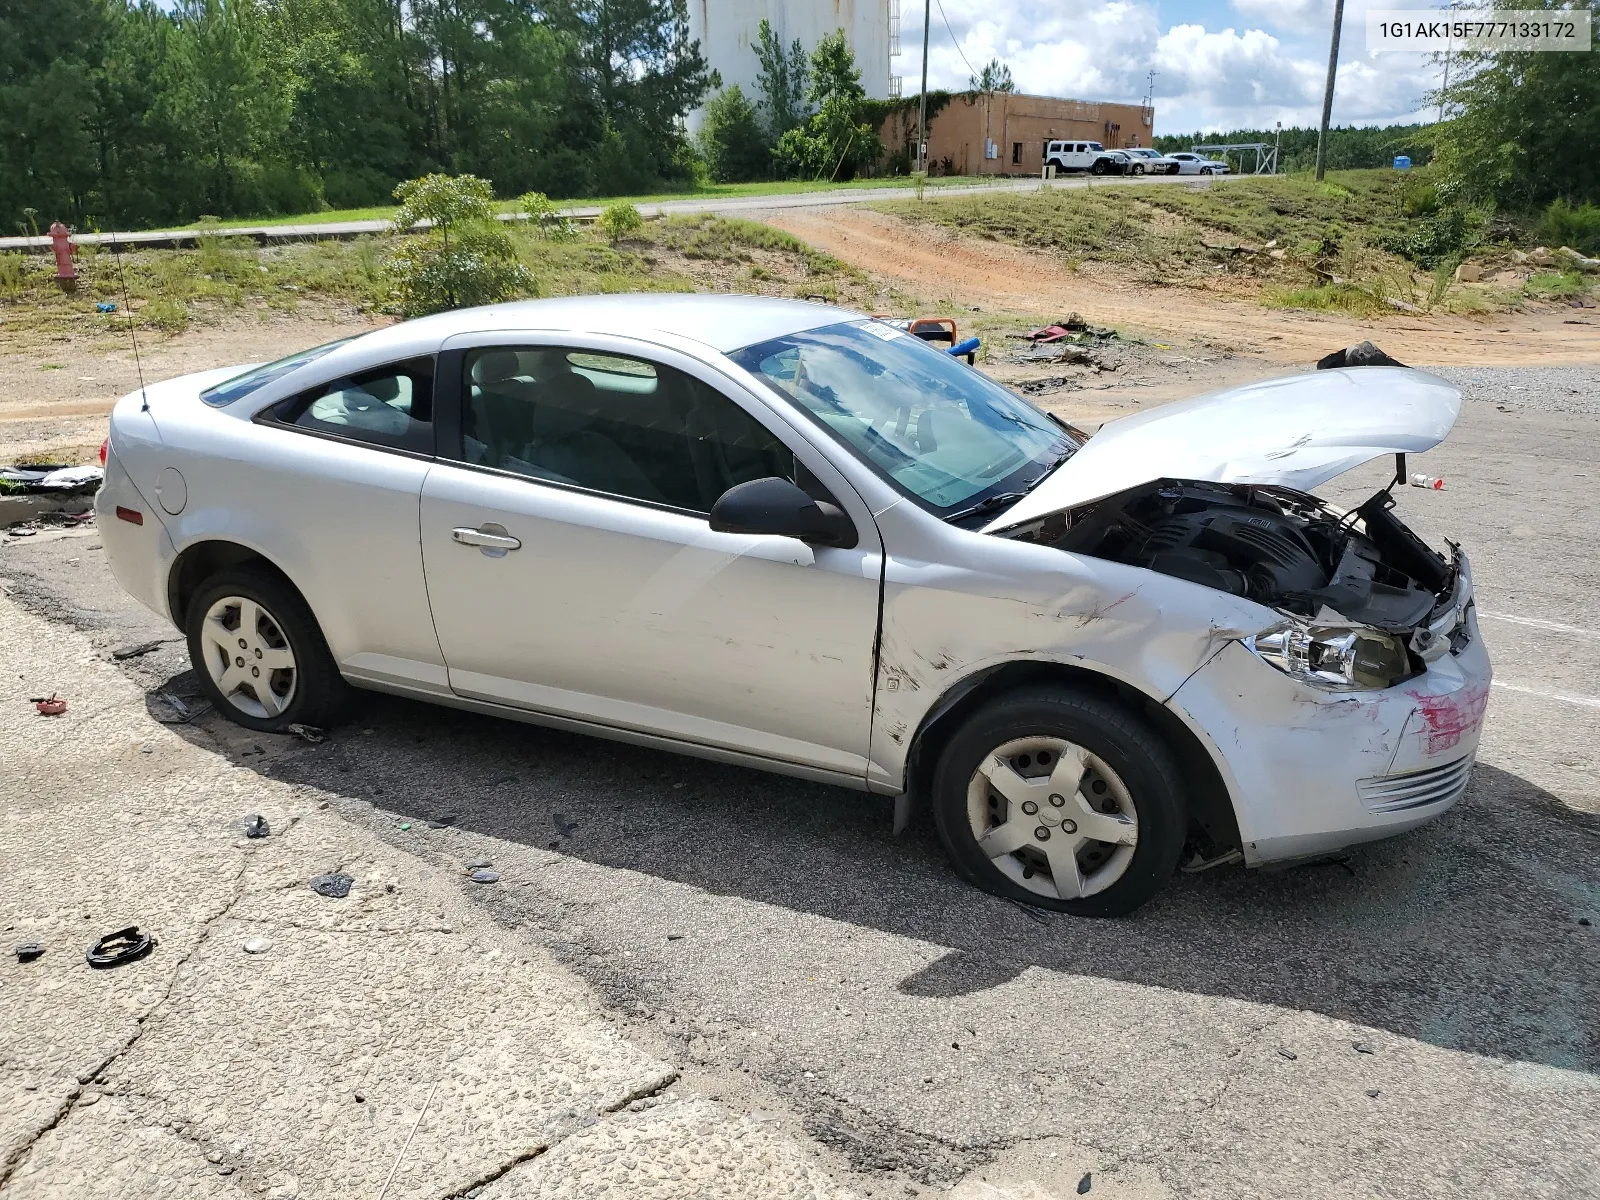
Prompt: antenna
<box><xmin>108</xmin><ymin>230</ymin><xmax>149</xmax><ymax>412</ymax></box>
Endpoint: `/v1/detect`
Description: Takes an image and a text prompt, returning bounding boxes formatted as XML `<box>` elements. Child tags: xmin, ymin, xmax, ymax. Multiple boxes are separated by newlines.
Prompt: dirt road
<box><xmin>761</xmin><ymin>206</ymin><xmax>1600</xmax><ymax>368</ymax></box>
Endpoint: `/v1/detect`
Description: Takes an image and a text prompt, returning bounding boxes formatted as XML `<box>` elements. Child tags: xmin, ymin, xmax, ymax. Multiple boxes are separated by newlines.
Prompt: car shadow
<box><xmin>161</xmin><ymin>685</ymin><xmax>1599</xmax><ymax>1076</ymax></box>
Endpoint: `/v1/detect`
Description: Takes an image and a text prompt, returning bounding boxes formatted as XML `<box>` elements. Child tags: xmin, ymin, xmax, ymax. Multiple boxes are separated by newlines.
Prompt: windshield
<box><xmin>729</xmin><ymin>320</ymin><xmax>1076</xmax><ymax>520</ymax></box>
<box><xmin>200</xmin><ymin>337</ymin><xmax>357</xmax><ymax>407</ymax></box>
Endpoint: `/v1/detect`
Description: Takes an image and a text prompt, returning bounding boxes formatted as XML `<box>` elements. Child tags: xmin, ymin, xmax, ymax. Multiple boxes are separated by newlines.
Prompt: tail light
<box><xmin>99</xmin><ymin>437</ymin><xmax>109</xmax><ymax>467</ymax></box>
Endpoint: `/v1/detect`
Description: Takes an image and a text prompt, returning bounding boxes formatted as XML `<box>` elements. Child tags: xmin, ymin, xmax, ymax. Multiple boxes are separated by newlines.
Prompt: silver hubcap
<box><xmin>199</xmin><ymin>595</ymin><xmax>296</xmax><ymax>719</ymax></box>
<box><xmin>966</xmin><ymin>736</ymin><xmax>1139</xmax><ymax>901</ymax></box>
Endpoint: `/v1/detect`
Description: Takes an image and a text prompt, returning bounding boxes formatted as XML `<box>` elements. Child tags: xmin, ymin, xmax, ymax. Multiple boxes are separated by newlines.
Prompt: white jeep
<box><xmin>1043</xmin><ymin>140</ymin><xmax>1129</xmax><ymax>176</ymax></box>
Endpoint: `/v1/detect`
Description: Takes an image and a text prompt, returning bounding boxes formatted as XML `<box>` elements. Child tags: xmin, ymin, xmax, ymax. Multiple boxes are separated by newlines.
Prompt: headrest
<box><xmin>472</xmin><ymin>351</ymin><xmax>523</xmax><ymax>385</ymax></box>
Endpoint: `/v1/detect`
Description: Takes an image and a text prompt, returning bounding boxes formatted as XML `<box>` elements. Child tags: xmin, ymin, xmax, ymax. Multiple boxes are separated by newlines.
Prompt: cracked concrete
<box><xmin>0</xmin><ymin>591</ymin><xmax>858</xmax><ymax>1198</ymax></box>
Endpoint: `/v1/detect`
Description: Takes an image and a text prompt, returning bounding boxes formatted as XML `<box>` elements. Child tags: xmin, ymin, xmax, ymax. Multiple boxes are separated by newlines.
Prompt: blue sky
<box><xmin>896</xmin><ymin>0</ymin><xmax>1448</xmax><ymax>134</ymax></box>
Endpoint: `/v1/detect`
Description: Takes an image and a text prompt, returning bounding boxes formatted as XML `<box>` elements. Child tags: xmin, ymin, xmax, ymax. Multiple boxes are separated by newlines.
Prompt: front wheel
<box><xmin>186</xmin><ymin>566</ymin><xmax>356</xmax><ymax>732</ymax></box>
<box><xmin>1131</xmin><ymin>163</ymin><xmax>1145</xmax><ymax>176</ymax></box>
<box><xmin>1091</xmin><ymin>160</ymin><xmax>1109</xmax><ymax>176</ymax></box>
<box><xmin>930</xmin><ymin>687</ymin><xmax>1187</xmax><ymax>917</ymax></box>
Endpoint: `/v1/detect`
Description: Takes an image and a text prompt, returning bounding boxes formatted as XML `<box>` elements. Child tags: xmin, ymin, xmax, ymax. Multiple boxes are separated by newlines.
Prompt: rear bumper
<box><xmin>95</xmin><ymin>450</ymin><xmax>176</xmax><ymax>626</ymax></box>
<box><xmin>1169</xmin><ymin>605</ymin><xmax>1491</xmax><ymax>865</ymax></box>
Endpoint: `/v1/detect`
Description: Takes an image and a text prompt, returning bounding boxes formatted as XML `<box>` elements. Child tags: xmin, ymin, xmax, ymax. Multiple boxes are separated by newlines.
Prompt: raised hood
<box><xmin>986</xmin><ymin>366</ymin><xmax>1461</xmax><ymax>532</ymax></box>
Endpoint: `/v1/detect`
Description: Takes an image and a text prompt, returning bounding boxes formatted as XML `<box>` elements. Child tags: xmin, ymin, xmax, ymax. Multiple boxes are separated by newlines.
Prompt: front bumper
<box><xmin>1168</xmin><ymin>590</ymin><xmax>1491</xmax><ymax>865</ymax></box>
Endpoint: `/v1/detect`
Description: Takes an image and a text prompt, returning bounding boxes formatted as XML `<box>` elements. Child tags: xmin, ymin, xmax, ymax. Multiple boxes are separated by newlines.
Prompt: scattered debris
<box><xmin>666</xmin><ymin>933</ymin><xmax>685</xmax><ymax>941</ymax></box>
<box><xmin>1181</xmin><ymin>848</ymin><xmax>1245</xmax><ymax>873</ymax></box>
<box><xmin>1022</xmin><ymin>313</ymin><xmax>1117</xmax><ymax>342</ymax></box>
<box><xmin>14</xmin><ymin>942</ymin><xmax>45</xmax><ymax>963</ymax></box>
<box><xmin>1277</xmin><ymin>1048</ymin><xmax>1298</xmax><ymax>1061</ymax></box>
<box><xmin>0</xmin><ymin>464</ymin><xmax>104</xmax><ymax>495</ymax></box>
<box><xmin>1353</xmin><ymin>1041</ymin><xmax>1376</xmax><ymax>1055</ymax></box>
<box><xmin>428</xmin><ymin>813</ymin><xmax>458</xmax><ymax>829</ymax></box>
<box><xmin>85</xmin><ymin>925</ymin><xmax>156</xmax><ymax>969</ymax></box>
<box><xmin>1078</xmin><ymin>1172</ymin><xmax>1092</xmax><ymax>1194</ymax></box>
<box><xmin>243</xmin><ymin>814</ymin><xmax>270</xmax><ymax>839</ymax></box>
<box><xmin>1317</xmin><ymin>341</ymin><xmax>1407</xmax><ymax>370</ymax></box>
<box><xmin>309</xmin><ymin>872</ymin><xmax>354</xmax><ymax>898</ymax></box>
<box><xmin>468</xmin><ymin>868</ymin><xmax>501</xmax><ymax>884</ymax></box>
<box><xmin>243</xmin><ymin>936</ymin><xmax>274</xmax><ymax>954</ymax></box>
<box><xmin>1013</xmin><ymin>375</ymin><xmax>1082</xmax><ymax>396</ymax></box>
<box><xmin>553</xmin><ymin>812</ymin><xmax>578</xmax><ymax>838</ymax></box>
<box><xmin>465</xmin><ymin>857</ymin><xmax>493</xmax><ymax>869</ymax></box>
<box><xmin>112</xmin><ymin>638</ymin><xmax>172</xmax><ymax>660</ymax></box>
<box><xmin>1365</xmin><ymin>1088</ymin><xmax>1381</xmax><ymax>1098</ymax></box>
<box><xmin>154</xmin><ymin>691</ymin><xmax>210</xmax><ymax>724</ymax></box>
<box><xmin>285</xmin><ymin>722</ymin><xmax>325</xmax><ymax>743</ymax></box>
<box><xmin>32</xmin><ymin>695</ymin><xmax>67</xmax><ymax>716</ymax></box>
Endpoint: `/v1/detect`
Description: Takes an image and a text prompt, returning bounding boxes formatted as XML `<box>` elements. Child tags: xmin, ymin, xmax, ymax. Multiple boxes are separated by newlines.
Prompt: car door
<box><xmin>418</xmin><ymin>333</ymin><xmax>884</xmax><ymax>780</ymax></box>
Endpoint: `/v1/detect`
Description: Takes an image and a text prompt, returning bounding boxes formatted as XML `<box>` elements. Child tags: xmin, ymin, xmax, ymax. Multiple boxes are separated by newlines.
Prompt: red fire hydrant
<box><xmin>49</xmin><ymin>221</ymin><xmax>77</xmax><ymax>288</ymax></box>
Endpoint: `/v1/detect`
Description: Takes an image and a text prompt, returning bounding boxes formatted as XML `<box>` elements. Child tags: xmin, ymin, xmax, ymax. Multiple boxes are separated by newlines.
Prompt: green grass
<box><xmin>0</xmin><ymin>213</ymin><xmax>867</xmax><ymax>344</ymax></box>
<box><xmin>179</xmin><ymin>175</ymin><xmax>991</xmax><ymax>233</ymax></box>
<box><xmin>876</xmin><ymin>168</ymin><xmax>1598</xmax><ymax>314</ymax></box>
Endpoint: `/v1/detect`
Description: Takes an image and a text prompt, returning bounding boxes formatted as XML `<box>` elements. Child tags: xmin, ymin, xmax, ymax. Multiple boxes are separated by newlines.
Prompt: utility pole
<box><xmin>1314</xmin><ymin>0</ymin><xmax>1346</xmax><ymax>181</ymax></box>
<box><xmin>1274</xmin><ymin>120</ymin><xmax>1282</xmax><ymax>174</ymax></box>
<box><xmin>917</xmin><ymin>0</ymin><xmax>931</xmax><ymax>172</ymax></box>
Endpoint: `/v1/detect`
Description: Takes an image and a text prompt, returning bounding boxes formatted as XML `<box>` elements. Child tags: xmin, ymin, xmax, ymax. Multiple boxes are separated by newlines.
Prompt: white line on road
<box><xmin>1491</xmin><ymin>681</ymin><xmax>1600</xmax><ymax>709</ymax></box>
<box><xmin>1480</xmin><ymin>611</ymin><xmax>1599</xmax><ymax>639</ymax></box>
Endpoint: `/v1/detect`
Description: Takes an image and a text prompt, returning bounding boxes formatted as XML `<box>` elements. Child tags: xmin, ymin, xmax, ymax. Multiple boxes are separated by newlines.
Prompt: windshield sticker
<box><xmin>861</xmin><ymin>321</ymin><xmax>905</xmax><ymax>341</ymax></box>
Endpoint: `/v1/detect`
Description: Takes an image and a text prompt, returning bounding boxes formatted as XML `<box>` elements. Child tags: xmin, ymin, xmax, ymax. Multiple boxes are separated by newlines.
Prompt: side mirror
<box><xmin>708</xmin><ymin>477</ymin><xmax>858</xmax><ymax>549</ymax></box>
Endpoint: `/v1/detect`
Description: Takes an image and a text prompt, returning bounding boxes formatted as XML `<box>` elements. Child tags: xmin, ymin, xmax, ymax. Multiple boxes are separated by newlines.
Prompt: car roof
<box><xmin>346</xmin><ymin>294</ymin><xmax>862</xmax><ymax>358</ymax></box>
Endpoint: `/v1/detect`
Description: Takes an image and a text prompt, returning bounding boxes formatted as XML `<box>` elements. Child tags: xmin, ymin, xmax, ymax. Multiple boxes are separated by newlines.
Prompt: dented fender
<box><xmin>865</xmin><ymin>502</ymin><xmax>1273</xmax><ymax>791</ymax></box>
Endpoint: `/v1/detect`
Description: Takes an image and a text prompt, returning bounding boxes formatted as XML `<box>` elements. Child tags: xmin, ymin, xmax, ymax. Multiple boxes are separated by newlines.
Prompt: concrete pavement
<box><xmin>0</xmin><ymin>595</ymin><xmax>853</xmax><ymax>1198</ymax></box>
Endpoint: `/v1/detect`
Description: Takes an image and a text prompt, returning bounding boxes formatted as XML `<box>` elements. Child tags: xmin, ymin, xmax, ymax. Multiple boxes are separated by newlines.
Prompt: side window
<box><xmin>460</xmin><ymin>347</ymin><xmax>794</xmax><ymax>514</ymax></box>
<box><xmin>275</xmin><ymin>357</ymin><xmax>434</xmax><ymax>453</ymax></box>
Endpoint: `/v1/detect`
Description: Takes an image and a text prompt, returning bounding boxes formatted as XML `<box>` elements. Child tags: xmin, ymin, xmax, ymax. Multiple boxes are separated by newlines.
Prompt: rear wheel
<box><xmin>185</xmin><ymin>566</ymin><xmax>355</xmax><ymax>732</ymax></box>
<box><xmin>930</xmin><ymin>687</ymin><xmax>1187</xmax><ymax>917</ymax></box>
<box><xmin>1168</xmin><ymin>164</ymin><xmax>1180</xmax><ymax>175</ymax></box>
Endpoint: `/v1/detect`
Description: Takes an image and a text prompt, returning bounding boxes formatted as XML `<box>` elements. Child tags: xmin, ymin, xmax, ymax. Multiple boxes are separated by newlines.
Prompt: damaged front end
<box><xmin>1005</xmin><ymin>469</ymin><xmax>1471</xmax><ymax>692</ymax></box>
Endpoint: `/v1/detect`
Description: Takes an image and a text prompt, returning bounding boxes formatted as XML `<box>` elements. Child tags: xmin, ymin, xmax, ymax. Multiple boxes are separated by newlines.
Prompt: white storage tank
<box><xmin>687</xmin><ymin>0</ymin><xmax>896</xmax><ymax>130</ymax></box>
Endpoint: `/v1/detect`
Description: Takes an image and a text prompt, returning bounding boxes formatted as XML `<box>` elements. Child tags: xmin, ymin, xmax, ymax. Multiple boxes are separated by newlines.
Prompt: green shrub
<box><xmin>519</xmin><ymin>191</ymin><xmax>576</xmax><ymax>240</ymax></box>
<box><xmin>1536</xmin><ymin>198</ymin><xmax>1600</xmax><ymax>256</ymax></box>
<box><xmin>698</xmin><ymin>86</ymin><xmax>771</xmax><ymax>182</ymax></box>
<box><xmin>387</xmin><ymin>174</ymin><xmax>534</xmax><ymax>315</ymax></box>
<box><xmin>598</xmin><ymin>202</ymin><xmax>645</xmax><ymax>245</ymax></box>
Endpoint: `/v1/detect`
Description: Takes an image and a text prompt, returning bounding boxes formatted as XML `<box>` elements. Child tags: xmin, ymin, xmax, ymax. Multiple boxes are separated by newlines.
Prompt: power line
<box><xmin>934</xmin><ymin>0</ymin><xmax>980</xmax><ymax>84</ymax></box>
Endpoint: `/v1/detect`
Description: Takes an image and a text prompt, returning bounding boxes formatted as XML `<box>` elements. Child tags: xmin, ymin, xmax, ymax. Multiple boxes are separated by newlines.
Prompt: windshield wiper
<box><xmin>943</xmin><ymin>491</ymin><xmax>1031</xmax><ymax>524</ymax></box>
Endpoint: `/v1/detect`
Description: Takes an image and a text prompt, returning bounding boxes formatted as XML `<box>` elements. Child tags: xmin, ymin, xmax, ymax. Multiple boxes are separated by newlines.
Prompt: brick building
<box><xmin>881</xmin><ymin>92</ymin><xmax>1154</xmax><ymax>176</ymax></box>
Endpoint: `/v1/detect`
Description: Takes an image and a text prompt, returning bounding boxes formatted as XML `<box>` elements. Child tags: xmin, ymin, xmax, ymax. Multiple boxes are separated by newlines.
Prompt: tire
<box><xmin>1168</xmin><ymin>164</ymin><xmax>1180</xmax><ymax>175</ymax></box>
<box><xmin>930</xmin><ymin>686</ymin><xmax>1187</xmax><ymax>917</ymax></box>
<box><xmin>1200</xmin><ymin>167</ymin><xmax>1213</xmax><ymax>176</ymax></box>
<box><xmin>1091</xmin><ymin>160</ymin><xmax>1109</xmax><ymax>176</ymax></box>
<box><xmin>1131</xmin><ymin>164</ymin><xmax>1145</xmax><ymax>176</ymax></box>
<box><xmin>185</xmin><ymin>565</ymin><xmax>357</xmax><ymax>732</ymax></box>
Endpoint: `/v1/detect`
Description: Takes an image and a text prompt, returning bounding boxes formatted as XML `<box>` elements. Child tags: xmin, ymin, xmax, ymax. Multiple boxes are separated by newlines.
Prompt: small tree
<box><xmin>970</xmin><ymin>58</ymin><xmax>1015</xmax><ymax>94</ymax></box>
<box><xmin>387</xmin><ymin>174</ymin><xmax>533</xmax><ymax>316</ymax></box>
<box><xmin>774</xmin><ymin>31</ymin><xmax>880</xmax><ymax>181</ymax></box>
<box><xmin>519</xmin><ymin>190</ymin><xmax>576</xmax><ymax>239</ymax></box>
<box><xmin>753</xmin><ymin>18</ymin><xmax>811</xmax><ymax>138</ymax></box>
<box><xmin>598</xmin><ymin>201</ymin><xmax>645</xmax><ymax>244</ymax></box>
<box><xmin>698</xmin><ymin>86</ymin><xmax>771</xmax><ymax>182</ymax></box>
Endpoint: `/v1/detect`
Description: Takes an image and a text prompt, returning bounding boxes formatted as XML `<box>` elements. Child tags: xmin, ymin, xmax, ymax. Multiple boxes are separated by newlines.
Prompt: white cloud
<box><xmin>897</xmin><ymin>0</ymin><xmax>1438</xmax><ymax>132</ymax></box>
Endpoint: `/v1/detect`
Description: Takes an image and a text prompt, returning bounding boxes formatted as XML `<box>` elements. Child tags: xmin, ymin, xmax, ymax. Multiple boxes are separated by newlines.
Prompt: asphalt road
<box><xmin>3</xmin><ymin>364</ymin><xmax>1597</xmax><ymax>1199</ymax></box>
<box><xmin>0</xmin><ymin>171</ymin><xmax>1212</xmax><ymax>252</ymax></box>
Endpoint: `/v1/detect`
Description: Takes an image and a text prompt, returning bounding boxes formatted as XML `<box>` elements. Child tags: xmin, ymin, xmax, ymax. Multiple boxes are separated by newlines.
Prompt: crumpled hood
<box><xmin>986</xmin><ymin>366</ymin><xmax>1461</xmax><ymax>531</ymax></box>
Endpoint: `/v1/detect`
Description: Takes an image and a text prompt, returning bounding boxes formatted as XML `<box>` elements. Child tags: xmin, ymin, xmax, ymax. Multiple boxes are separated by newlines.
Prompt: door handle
<box><xmin>452</xmin><ymin>525</ymin><xmax>521</xmax><ymax>552</ymax></box>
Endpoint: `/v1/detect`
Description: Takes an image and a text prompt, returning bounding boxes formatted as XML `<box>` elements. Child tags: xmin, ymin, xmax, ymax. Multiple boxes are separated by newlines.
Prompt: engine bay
<box><xmin>1009</xmin><ymin>479</ymin><xmax>1456</xmax><ymax>633</ymax></box>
